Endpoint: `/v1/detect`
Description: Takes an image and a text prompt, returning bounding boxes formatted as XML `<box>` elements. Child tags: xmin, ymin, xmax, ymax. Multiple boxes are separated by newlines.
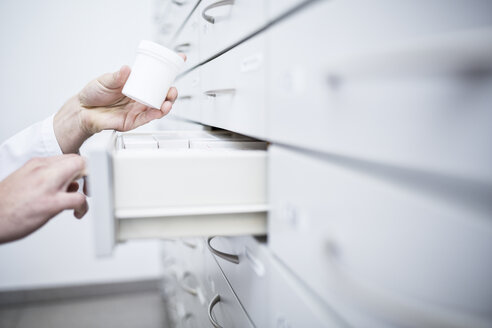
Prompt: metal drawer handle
<box><xmin>174</xmin><ymin>42</ymin><xmax>191</xmax><ymax>53</ymax></box>
<box><xmin>180</xmin><ymin>271</ymin><xmax>198</xmax><ymax>296</ymax></box>
<box><xmin>171</xmin><ymin>0</ymin><xmax>188</xmax><ymax>6</ymax></box>
<box><xmin>208</xmin><ymin>294</ymin><xmax>223</xmax><ymax>328</ymax></box>
<box><xmin>178</xmin><ymin>95</ymin><xmax>193</xmax><ymax>100</ymax></box>
<box><xmin>202</xmin><ymin>0</ymin><xmax>235</xmax><ymax>24</ymax></box>
<box><xmin>207</xmin><ymin>237</ymin><xmax>239</xmax><ymax>264</ymax></box>
<box><xmin>203</xmin><ymin>88</ymin><xmax>236</xmax><ymax>97</ymax></box>
<box><xmin>182</xmin><ymin>239</ymin><xmax>197</xmax><ymax>248</ymax></box>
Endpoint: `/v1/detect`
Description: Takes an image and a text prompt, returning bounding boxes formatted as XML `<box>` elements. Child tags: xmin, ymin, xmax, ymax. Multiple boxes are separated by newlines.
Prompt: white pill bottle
<box><xmin>122</xmin><ymin>40</ymin><xmax>184</xmax><ymax>109</ymax></box>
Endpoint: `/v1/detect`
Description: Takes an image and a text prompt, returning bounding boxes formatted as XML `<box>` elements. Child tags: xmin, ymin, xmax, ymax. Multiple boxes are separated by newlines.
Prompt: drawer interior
<box><xmin>88</xmin><ymin>130</ymin><xmax>268</xmax><ymax>256</ymax></box>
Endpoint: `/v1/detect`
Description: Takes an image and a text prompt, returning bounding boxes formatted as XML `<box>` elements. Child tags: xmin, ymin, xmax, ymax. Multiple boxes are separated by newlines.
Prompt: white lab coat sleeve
<box><xmin>0</xmin><ymin>114</ymin><xmax>62</xmax><ymax>181</ymax></box>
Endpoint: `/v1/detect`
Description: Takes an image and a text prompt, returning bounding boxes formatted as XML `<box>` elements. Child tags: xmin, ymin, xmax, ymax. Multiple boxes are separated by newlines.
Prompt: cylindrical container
<box><xmin>122</xmin><ymin>40</ymin><xmax>184</xmax><ymax>109</ymax></box>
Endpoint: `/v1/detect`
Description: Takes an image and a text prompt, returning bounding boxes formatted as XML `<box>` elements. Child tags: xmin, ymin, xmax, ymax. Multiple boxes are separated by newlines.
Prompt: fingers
<box><xmin>166</xmin><ymin>87</ymin><xmax>178</xmax><ymax>103</ymax></box>
<box><xmin>160</xmin><ymin>87</ymin><xmax>178</xmax><ymax>114</ymax></box>
<box><xmin>73</xmin><ymin>198</ymin><xmax>89</xmax><ymax>219</ymax></box>
<box><xmin>49</xmin><ymin>155</ymin><xmax>86</xmax><ymax>190</ymax></box>
<box><xmin>56</xmin><ymin>191</ymin><xmax>86</xmax><ymax>213</ymax></box>
<box><xmin>138</xmin><ymin>108</ymin><xmax>167</xmax><ymax>126</ymax></box>
<box><xmin>161</xmin><ymin>101</ymin><xmax>173</xmax><ymax>115</ymax></box>
<box><xmin>97</xmin><ymin>65</ymin><xmax>131</xmax><ymax>90</ymax></box>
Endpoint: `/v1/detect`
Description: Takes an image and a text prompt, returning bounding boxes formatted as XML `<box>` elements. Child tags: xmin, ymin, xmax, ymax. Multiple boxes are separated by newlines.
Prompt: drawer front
<box><xmin>201</xmin><ymin>35</ymin><xmax>267</xmax><ymax>138</ymax></box>
<box><xmin>87</xmin><ymin>131</ymin><xmax>268</xmax><ymax>256</ymax></box>
<box><xmin>155</xmin><ymin>0</ymin><xmax>199</xmax><ymax>46</ymax></box>
<box><xmin>209</xmin><ymin>236</ymin><xmax>344</xmax><ymax>327</ymax></box>
<box><xmin>198</xmin><ymin>0</ymin><xmax>266</xmax><ymax>61</ymax></box>
<box><xmin>267</xmin><ymin>0</ymin><xmax>492</xmax><ymax>182</ymax></box>
<box><xmin>208</xmin><ymin>236</ymin><xmax>270</xmax><ymax>326</ymax></box>
<box><xmin>172</xmin><ymin>68</ymin><xmax>202</xmax><ymax>122</ymax></box>
<box><xmin>172</xmin><ymin>6</ymin><xmax>202</xmax><ymax>72</ymax></box>
<box><xmin>170</xmin><ymin>238</ymin><xmax>212</xmax><ymax>327</ymax></box>
<box><xmin>268</xmin><ymin>145</ymin><xmax>492</xmax><ymax>328</ymax></box>
<box><xmin>203</xmin><ymin>245</ymin><xmax>255</xmax><ymax>328</ymax></box>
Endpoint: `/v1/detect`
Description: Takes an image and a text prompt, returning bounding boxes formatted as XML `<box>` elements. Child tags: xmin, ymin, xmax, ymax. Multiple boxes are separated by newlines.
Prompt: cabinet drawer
<box><xmin>87</xmin><ymin>131</ymin><xmax>268</xmax><ymax>256</ymax></box>
<box><xmin>174</xmin><ymin>68</ymin><xmax>202</xmax><ymax>122</ymax></box>
<box><xmin>203</xmin><ymin>244</ymin><xmax>254</xmax><ymax>328</ymax></box>
<box><xmin>198</xmin><ymin>0</ymin><xmax>266</xmax><ymax>61</ymax></box>
<box><xmin>269</xmin><ymin>145</ymin><xmax>492</xmax><ymax>328</ymax></box>
<box><xmin>200</xmin><ymin>34</ymin><xmax>267</xmax><ymax>138</ymax></box>
<box><xmin>155</xmin><ymin>0</ymin><xmax>200</xmax><ymax>46</ymax></box>
<box><xmin>171</xmin><ymin>5</ymin><xmax>201</xmax><ymax>72</ymax></box>
<box><xmin>267</xmin><ymin>0</ymin><xmax>492</xmax><ymax>181</ymax></box>
<box><xmin>209</xmin><ymin>236</ymin><xmax>344</xmax><ymax>327</ymax></box>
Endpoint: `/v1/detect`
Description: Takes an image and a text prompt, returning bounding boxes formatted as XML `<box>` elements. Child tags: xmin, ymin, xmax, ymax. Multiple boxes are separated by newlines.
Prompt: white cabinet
<box><xmin>123</xmin><ymin>1</ymin><xmax>492</xmax><ymax>327</ymax></box>
<box><xmin>267</xmin><ymin>0</ymin><xmax>492</xmax><ymax>181</ymax></box>
<box><xmin>268</xmin><ymin>145</ymin><xmax>492</xmax><ymax>328</ymax></box>
<box><xmin>88</xmin><ymin>131</ymin><xmax>268</xmax><ymax>256</ymax></box>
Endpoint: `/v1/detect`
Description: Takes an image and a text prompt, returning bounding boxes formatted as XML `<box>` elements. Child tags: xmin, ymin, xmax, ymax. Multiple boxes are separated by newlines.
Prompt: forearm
<box><xmin>53</xmin><ymin>95</ymin><xmax>93</xmax><ymax>154</ymax></box>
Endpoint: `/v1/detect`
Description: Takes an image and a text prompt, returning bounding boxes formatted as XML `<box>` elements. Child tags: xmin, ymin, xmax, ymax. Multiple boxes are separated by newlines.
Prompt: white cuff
<box><xmin>41</xmin><ymin>114</ymin><xmax>63</xmax><ymax>157</ymax></box>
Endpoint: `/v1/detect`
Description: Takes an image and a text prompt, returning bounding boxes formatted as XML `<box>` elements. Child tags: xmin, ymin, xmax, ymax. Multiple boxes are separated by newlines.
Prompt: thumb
<box><xmin>97</xmin><ymin>65</ymin><xmax>131</xmax><ymax>90</ymax></box>
<box><xmin>78</xmin><ymin>65</ymin><xmax>131</xmax><ymax>106</ymax></box>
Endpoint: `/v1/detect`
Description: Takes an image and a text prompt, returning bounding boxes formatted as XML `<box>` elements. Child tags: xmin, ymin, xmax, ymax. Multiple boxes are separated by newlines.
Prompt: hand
<box><xmin>0</xmin><ymin>154</ymin><xmax>87</xmax><ymax>243</ymax></box>
<box><xmin>54</xmin><ymin>54</ymin><xmax>186</xmax><ymax>154</ymax></box>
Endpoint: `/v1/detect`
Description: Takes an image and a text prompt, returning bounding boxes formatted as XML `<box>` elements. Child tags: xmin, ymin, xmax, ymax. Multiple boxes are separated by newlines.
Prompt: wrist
<box><xmin>54</xmin><ymin>95</ymin><xmax>94</xmax><ymax>154</ymax></box>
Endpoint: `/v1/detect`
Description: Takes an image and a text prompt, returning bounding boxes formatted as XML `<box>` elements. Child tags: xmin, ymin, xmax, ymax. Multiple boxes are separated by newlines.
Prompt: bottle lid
<box><xmin>138</xmin><ymin>40</ymin><xmax>184</xmax><ymax>67</ymax></box>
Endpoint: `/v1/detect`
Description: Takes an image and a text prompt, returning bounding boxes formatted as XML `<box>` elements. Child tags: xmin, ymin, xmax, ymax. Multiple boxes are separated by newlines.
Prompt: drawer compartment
<box><xmin>87</xmin><ymin>131</ymin><xmax>268</xmax><ymax>256</ymax></box>
<box><xmin>268</xmin><ymin>145</ymin><xmax>492</xmax><ymax>328</ymax></box>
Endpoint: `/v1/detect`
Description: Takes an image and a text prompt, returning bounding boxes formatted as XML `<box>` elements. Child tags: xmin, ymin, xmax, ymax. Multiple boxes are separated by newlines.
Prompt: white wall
<box><xmin>0</xmin><ymin>0</ymin><xmax>163</xmax><ymax>290</ymax></box>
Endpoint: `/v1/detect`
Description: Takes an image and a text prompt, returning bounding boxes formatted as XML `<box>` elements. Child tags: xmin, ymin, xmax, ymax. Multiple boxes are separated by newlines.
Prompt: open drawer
<box><xmin>87</xmin><ymin>130</ymin><xmax>268</xmax><ymax>256</ymax></box>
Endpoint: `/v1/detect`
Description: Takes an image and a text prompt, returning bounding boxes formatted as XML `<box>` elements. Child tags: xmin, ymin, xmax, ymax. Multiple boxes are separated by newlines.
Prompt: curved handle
<box><xmin>181</xmin><ymin>239</ymin><xmax>198</xmax><ymax>248</ymax></box>
<box><xmin>174</xmin><ymin>42</ymin><xmax>191</xmax><ymax>53</ymax></box>
<box><xmin>204</xmin><ymin>88</ymin><xmax>236</xmax><ymax>97</ymax></box>
<box><xmin>171</xmin><ymin>0</ymin><xmax>188</xmax><ymax>6</ymax></box>
<box><xmin>180</xmin><ymin>271</ymin><xmax>198</xmax><ymax>296</ymax></box>
<box><xmin>208</xmin><ymin>294</ymin><xmax>223</xmax><ymax>328</ymax></box>
<box><xmin>201</xmin><ymin>0</ymin><xmax>235</xmax><ymax>24</ymax></box>
<box><xmin>178</xmin><ymin>95</ymin><xmax>193</xmax><ymax>100</ymax></box>
<box><xmin>207</xmin><ymin>237</ymin><xmax>239</xmax><ymax>264</ymax></box>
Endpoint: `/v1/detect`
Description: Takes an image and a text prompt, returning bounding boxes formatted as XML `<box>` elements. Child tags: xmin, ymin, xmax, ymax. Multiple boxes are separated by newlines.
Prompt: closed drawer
<box><xmin>203</xmin><ymin>244</ymin><xmax>254</xmax><ymax>328</ymax></box>
<box><xmin>87</xmin><ymin>131</ymin><xmax>268</xmax><ymax>256</ymax></box>
<box><xmin>208</xmin><ymin>236</ymin><xmax>344</xmax><ymax>327</ymax></box>
<box><xmin>207</xmin><ymin>236</ymin><xmax>270</xmax><ymax>326</ymax></box>
<box><xmin>155</xmin><ymin>0</ymin><xmax>200</xmax><ymax>46</ymax></box>
<box><xmin>198</xmin><ymin>0</ymin><xmax>266</xmax><ymax>61</ymax></box>
<box><xmin>200</xmin><ymin>34</ymin><xmax>267</xmax><ymax>138</ymax></box>
<box><xmin>269</xmin><ymin>145</ymin><xmax>492</xmax><ymax>328</ymax></box>
<box><xmin>169</xmin><ymin>238</ymin><xmax>211</xmax><ymax>327</ymax></box>
<box><xmin>267</xmin><ymin>0</ymin><xmax>492</xmax><ymax>182</ymax></box>
<box><xmin>174</xmin><ymin>68</ymin><xmax>202</xmax><ymax>122</ymax></box>
<box><xmin>172</xmin><ymin>5</ymin><xmax>202</xmax><ymax>72</ymax></box>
